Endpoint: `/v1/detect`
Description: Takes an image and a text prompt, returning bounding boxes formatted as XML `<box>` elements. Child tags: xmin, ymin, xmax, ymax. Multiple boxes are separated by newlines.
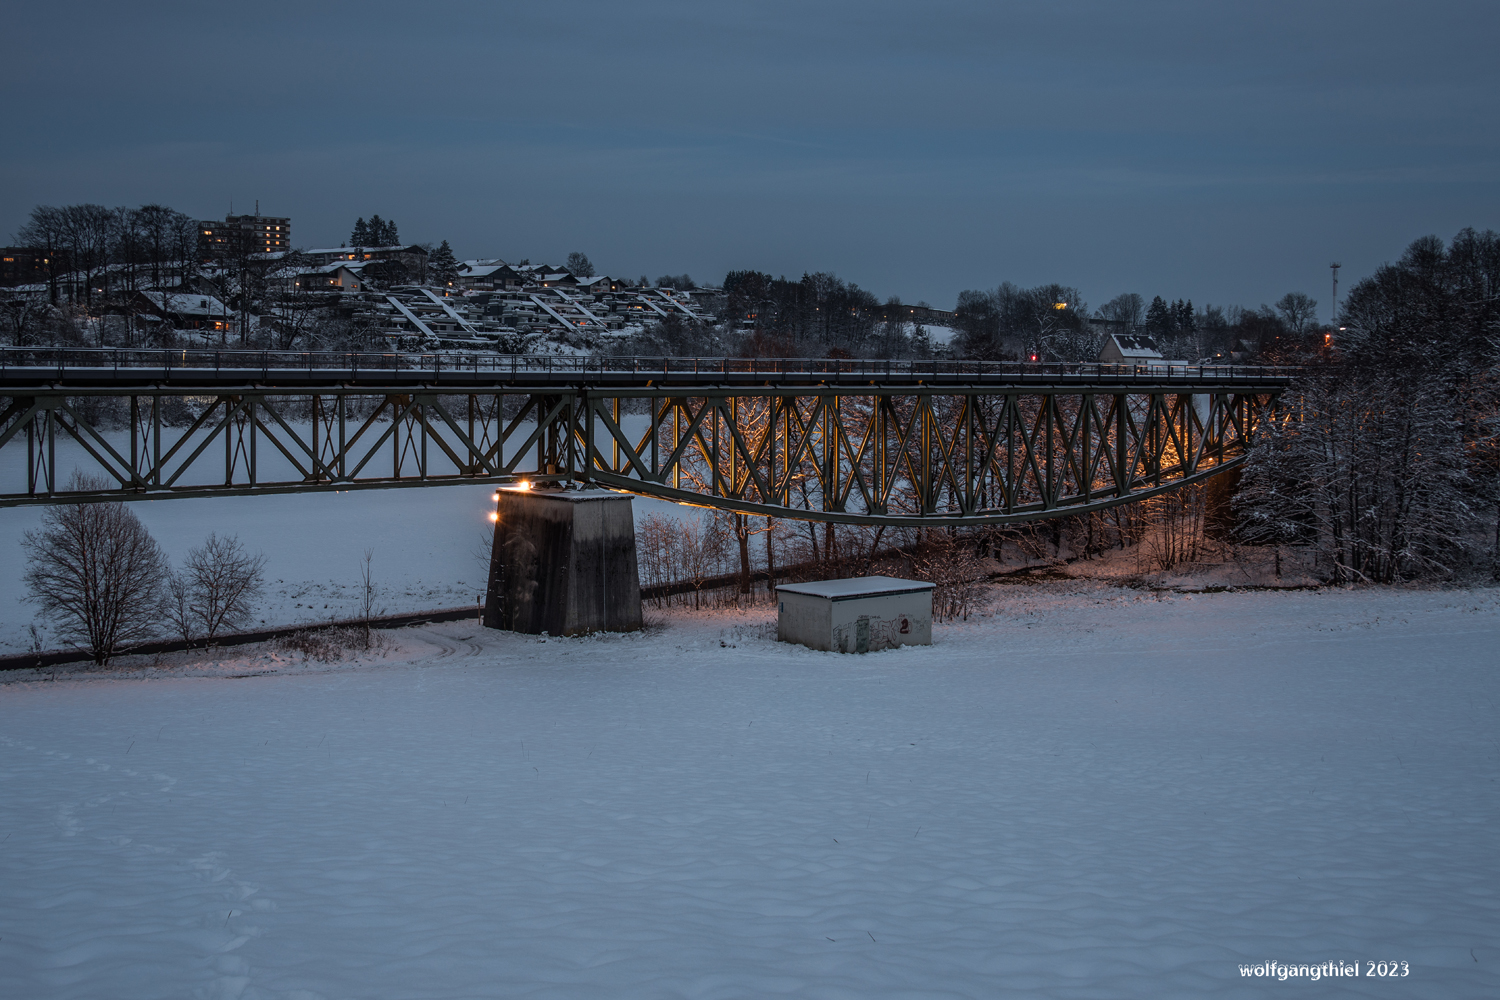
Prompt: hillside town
<box><xmin>4</xmin><ymin>206</ymin><xmax>1338</xmax><ymax>366</ymax></box>
<box><xmin>2</xmin><ymin>209</ymin><xmax>733</xmax><ymax>355</ymax></box>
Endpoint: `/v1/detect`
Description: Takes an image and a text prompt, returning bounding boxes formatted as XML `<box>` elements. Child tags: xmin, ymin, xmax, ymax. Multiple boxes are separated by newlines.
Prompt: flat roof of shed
<box><xmin>776</xmin><ymin>576</ymin><xmax>935</xmax><ymax>600</ymax></box>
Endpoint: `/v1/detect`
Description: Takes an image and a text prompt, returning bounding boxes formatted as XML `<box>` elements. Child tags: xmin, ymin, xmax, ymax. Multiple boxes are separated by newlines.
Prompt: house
<box><xmin>868</xmin><ymin>302</ymin><xmax>956</xmax><ymax>326</ymax></box>
<box><xmin>574</xmin><ymin>275</ymin><xmax>617</xmax><ymax>295</ymax></box>
<box><xmin>454</xmin><ymin>262</ymin><xmax>526</xmax><ymax>291</ymax></box>
<box><xmin>131</xmin><ymin>291</ymin><xmax>236</xmax><ymax>335</ymax></box>
<box><xmin>295</xmin><ymin>263</ymin><xmax>364</xmax><ymax>292</ymax></box>
<box><xmin>1099</xmin><ymin>333</ymin><xmax>1163</xmax><ymax>364</ymax></box>
<box><xmin>0</xmin><ymin>281</ymin><xmax>50</xmax><ymax>302</ymax></box>
<box><xmin>303</xmin><ymin>245</ymin><xmax>430</xmax><ymax>281</ymax></box>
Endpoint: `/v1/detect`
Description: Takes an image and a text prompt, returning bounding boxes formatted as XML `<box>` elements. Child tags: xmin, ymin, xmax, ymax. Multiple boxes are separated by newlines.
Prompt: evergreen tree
<box><xmin>429</xmin><ymin>240</ymin><xmax>460</xmax><ymax>287</ymax></box>
<box><xmin>350</xmin><ymin>217</ymin><xmax>371</xmax><ymax>247</ymax></box>
<box><xmin>363</xmin><ymin>214</ymin><xmax>399</xmax><ymax>245</ymax></box>
<box><xmin>1173</xmin><ymin>299</ymin><xmax>1196</xmax><ymax>335</ymax></box>
<box><xmin>1145</xmin><ymin>295</ymin><xmax>1173</xmax><ymax>336</ymax></box>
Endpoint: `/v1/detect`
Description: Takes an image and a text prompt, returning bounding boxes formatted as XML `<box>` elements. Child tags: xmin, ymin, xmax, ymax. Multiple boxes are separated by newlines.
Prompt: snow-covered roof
<box><xmin>1106</xmin><ymin>334</ymin><xmax>1162</xmax><ymax>359</ymax></box>
<box><xmin>138</xmin><ymin>291</ymin><xmax>229</xmax><ymax>316</ymax></box>
<box><xmin>776</xmin><ymin>576</ymin><xmax>935</xmax><ymax>600</ymax></box>
<box><xmin>457</xmin><ymin>263</ymin><xmax>512</xmax><ymax>278</ymax></box>
<box><xmin>305</xmin><ymin>245</ymin><xmax>424</xmax><ymax>256</ymax></box>
<box><xmin>298</xmin><ymin>262</ymin><xmax>362</xmax><ymax>275</ymax></box>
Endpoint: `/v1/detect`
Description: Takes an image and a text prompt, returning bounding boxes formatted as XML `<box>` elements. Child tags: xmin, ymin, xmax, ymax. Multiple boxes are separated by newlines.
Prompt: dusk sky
<box><xmin>4</xmin><ymin>1</ymin><xmax>1497</xmax><ymax>315</ymax></box>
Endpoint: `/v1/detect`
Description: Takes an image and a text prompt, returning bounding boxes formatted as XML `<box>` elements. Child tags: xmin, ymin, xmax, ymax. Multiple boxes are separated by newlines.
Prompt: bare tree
<box><xmin>163</xmin><ymin>533</ymin><xmax>266</xmax><ymax>642</ymax></box>
<box><xmin>163</xmin><ymin>570</ymin><xmax>197</xmax><ymax>643</ymax></box>
<box><xmin>1</xmin><ymin>294</ymin><xmax>47</xmax><ymax>346</ymax></box>
<box><xmin>358</xmin><ymin>548</ymin><xmax>377</xmax><ymax>647</ymax></box>
<box><xmin>1097</xmin><ymin>292</ymin><xmax>1145</xmax><ymax>329</ymax></box>
<box><xmin>565</xmin><ymin>252</ymin><xmax>595</xmax><ymax>278</ymax></box>
<box><xmin>680</xmin><ymin>514</ymin><xmax>728</xmax><ymax>608</ymax></box>
<box><xmin>22</xmin><ymin>478</ymin><xmax>168</xmax><ymax>663</ymax></box>
<box><xmin>907</xmin><ymin>531</ymin><xmax>988</xmax><ymax>621</ymax></box>
<box><xmin>14</xmin><ymin>205</ymin><xmax>68</xmax><ymax>304</ymax></box>
<box><xmin>131</xmin><ymin>204</ymin><xmax>196</xmax><ymax>291</ymax></box>
<box><xmin>635</xmin><ymin>513</ymin><xmax>679</xmax><ymax>605</ymax></box>
<box><xmin>1275</xmin><ymin>292</ymin><xmax>1319</xmax><ymax>337</ymax></box>
<box><xmin>58</xmin><ymin>204</ymin><xmax>117</xmax><ymax>311</ymax></box>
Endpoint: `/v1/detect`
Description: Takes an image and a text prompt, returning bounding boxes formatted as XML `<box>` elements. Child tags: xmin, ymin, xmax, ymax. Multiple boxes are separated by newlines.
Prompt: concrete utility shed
<box><xmin>776</xmin><ymin>576</ymin><xmax>935</xmax><ymax>653</ymax></box>
<box><xmin>483</xmin><ymin>487</ymin><xmax>643</xmax><ymax>635</ymax></box>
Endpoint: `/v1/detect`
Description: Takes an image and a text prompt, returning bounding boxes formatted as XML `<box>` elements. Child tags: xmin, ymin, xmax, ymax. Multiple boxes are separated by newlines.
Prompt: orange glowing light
<box><xmin>489</xmin><ymin>511</ymin><xmax>499</xmax><ymax>522</ymax></box>
<box><xmin>518</xmin><ymin>480</ymin><xmax>531</xmax><ymax>491</ymax></box>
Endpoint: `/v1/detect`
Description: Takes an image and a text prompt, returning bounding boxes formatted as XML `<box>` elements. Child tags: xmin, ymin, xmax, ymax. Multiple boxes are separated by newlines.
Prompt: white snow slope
<box><xmin>1</xmin><ymin>585</ymin><xmax>1497</xmax><ymax>999</ymax></box>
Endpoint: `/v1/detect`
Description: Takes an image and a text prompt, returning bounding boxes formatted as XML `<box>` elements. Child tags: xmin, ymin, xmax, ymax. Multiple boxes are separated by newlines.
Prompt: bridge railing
<box><xmin>0</xmin><ymin>347</ymin><xmax>1301</xmax><ymax>383</ymax></box>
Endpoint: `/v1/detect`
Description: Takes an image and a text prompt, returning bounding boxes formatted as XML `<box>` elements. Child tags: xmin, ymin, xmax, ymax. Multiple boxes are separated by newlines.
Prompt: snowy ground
<box><xmin>2</xmin><ymin>584</ymin><xmax>1497</xmax><ymax>998</ymax></box>
<box><xmin>0</xmin><ymin>484</ymin><xmax>699</xmax><ymax>656</ymax></box>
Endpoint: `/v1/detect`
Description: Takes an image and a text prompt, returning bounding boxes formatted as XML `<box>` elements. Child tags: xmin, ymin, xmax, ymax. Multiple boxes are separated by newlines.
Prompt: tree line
<box><xmin>349</xmin><ymin>215</ymin><xmax>399</xmax><ymax>247</ymax></box>
<box><xmin>1237</xmin><ymin>228</ymin><xmax>1500</xmax><ymax>583</ymax></box>
<box><xmin>15</xmin><ymin>203</ymin><xmax>199</xmax><ymax>308</ymax></box>
<box><xmin>947</xmin><ymin>283</ymin><xmax>1329</xmax><ymax>364</ymax></box>
<box><xmin>609</xmin><ymin>270</ymin><xmax>938</xmax><ymax>360</ymax></box>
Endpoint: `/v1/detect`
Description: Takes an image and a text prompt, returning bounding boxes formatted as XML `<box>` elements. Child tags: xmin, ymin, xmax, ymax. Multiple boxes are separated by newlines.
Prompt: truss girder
<box><xmin>0</xmin><ymin>385</ymin><xmax>1278</xmax><ymax>524</ymax></box>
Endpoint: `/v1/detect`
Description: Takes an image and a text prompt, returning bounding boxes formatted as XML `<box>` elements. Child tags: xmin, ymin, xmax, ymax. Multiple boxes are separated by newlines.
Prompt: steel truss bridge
<box><xmin>0</xmin><ymin>348</ymin><xmax>1292</xmax><ymax>526</ymax></box>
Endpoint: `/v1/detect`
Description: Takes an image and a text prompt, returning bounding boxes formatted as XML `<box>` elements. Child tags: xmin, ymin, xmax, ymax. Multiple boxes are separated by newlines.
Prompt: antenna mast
<box><xmin>1330</xmin><ymin>262</ymin><xmax>1341</xmax><ymax>324</ymax></box>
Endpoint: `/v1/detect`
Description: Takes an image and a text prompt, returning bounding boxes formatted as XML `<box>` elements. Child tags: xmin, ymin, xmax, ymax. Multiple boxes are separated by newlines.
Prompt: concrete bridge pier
<box><xmin>483</xmin><ymin>486</ymin><xmax>643</xmax><ymax>635</ymax></box>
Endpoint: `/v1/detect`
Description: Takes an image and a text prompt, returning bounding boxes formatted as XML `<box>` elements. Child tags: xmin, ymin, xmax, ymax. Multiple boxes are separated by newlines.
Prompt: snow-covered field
<box><xmin>0</xmin><ymin>484</ymin><xmax>697</xmax><ymax>656</ymax></box>
<box><xmin>2</xmin><ymin>585</ymin><xmax>1496</xmax><ymax>998</ymax></box>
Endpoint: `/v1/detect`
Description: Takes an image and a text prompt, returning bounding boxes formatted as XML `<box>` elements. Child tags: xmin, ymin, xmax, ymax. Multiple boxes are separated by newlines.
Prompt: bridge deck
<box><xmin>0</xmin><ymin>349</ymin><xmax>1296</xmax><ymax>392</ymax></box>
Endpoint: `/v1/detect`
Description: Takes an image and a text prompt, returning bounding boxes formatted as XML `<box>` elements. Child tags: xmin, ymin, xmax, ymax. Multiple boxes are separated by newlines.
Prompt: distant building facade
<box><xmin>198</xmin><ymin>213</ymin><xmax>291</xmax><ymax>262</ymax></box>
<box><xmin>0</xmin><ymin>248</ymin><xmax>57</xmax><ymax>288</ymax></box>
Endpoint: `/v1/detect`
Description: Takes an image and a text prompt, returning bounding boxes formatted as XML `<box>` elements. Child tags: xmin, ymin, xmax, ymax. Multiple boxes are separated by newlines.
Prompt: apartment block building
<box><xmin>198</xmin><ymin>213</ymin><xmax>291</xmax><ymax>261</ymax></box>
